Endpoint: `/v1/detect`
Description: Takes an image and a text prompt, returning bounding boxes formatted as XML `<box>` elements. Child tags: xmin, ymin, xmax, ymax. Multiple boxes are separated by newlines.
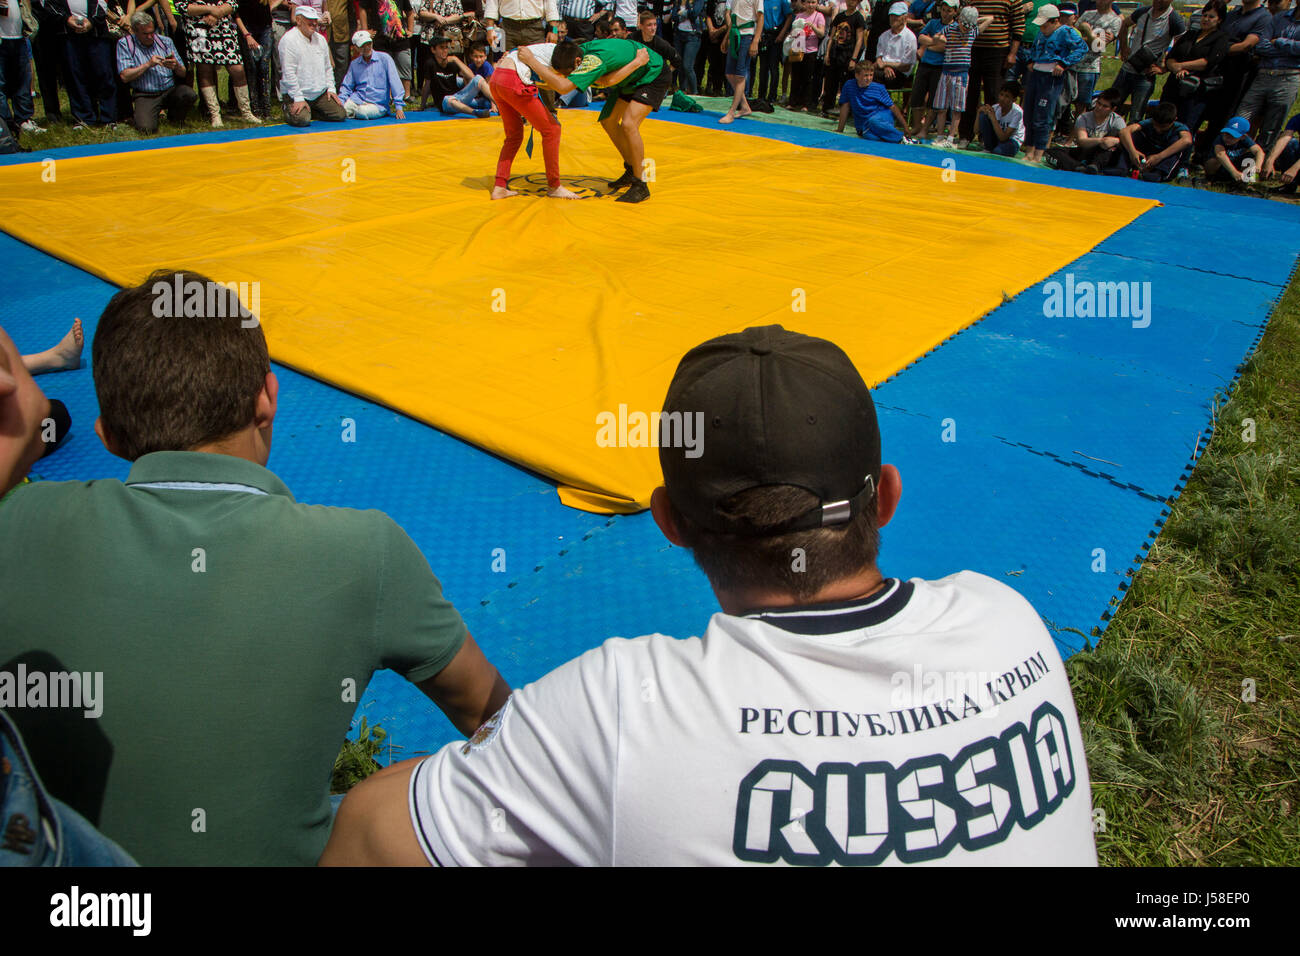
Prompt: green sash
<box><xmin>728</xmin><ymin>20</ymin><xmax>755</xmax><ymax>56</ymax></box>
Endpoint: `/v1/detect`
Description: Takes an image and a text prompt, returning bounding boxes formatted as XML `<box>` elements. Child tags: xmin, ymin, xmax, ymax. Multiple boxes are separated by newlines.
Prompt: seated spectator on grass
<box><xmin>1204</xmin><ymin>115</ymin><xmax>1265</xmax><ymax>186</ymax></box>
<box><xmin>1021</xmin><ymin>4</ymin><xmax>1086</xmax><ymax>164</ymax></box>
<box><xmin>908</xmin><ymin>0</ymin><xmax>956</xmax><ymax>139</ymax></box>
<box><xmin>115</xmin><ymin>11</ymin><xmax>199</xmax><ymax>133</ymax></box>
<box><xmin>439</xmin><ymin>39</ymin><xmax>497</xmax><ymax>115</ymax></box>
<box><xmin>1103</xmin><ymin>98</ymin><xmax>1192</xmax><ymax>180</ymax></box>
<box><xmin>0</xmin><ymin>270</ymin><xmax>511</xmax><ymax>866</ymax></box>
<box><xmin>1159</xmin><ymin>0</ymin><xmax>1228</xmax><ymax>140</ymax></box>
<box><xmin>837</xmin><ymin>60</ymin><xmax>906</xmax><ymax>139</ymax></box>
<box><xmin>278</xmin><ymin>4</ymin><xmax>346</xmax><ymax>124</ymax></box>
<box><xmin>1237</xmin><ymin>0</ymin><xmax>1300</xmax><ymax>149</ymax></box>
<box><xmin>418</xmin><ymin>35</ymin><xmax>468</xmax><ymax>110</ymax></box>
<box><xmin>874</xmin><ymin>1</ymin><xmax>918</xmax><ymax>90</ymax></box>
<box><xmin>339</xmin><ymin>30</ymin><xmax>407</xmax><ymax>117</ymax></box>
<box><xmin>974</xmin><ymin>76</ymin><xmax>1023</xmax><ymax>155</ymax></box>
<box><xmin>1261</xmin><ymin>111</ymin><xmax>1300</xmax><ymax>193</ymax></box>
<box><xmin>1044</xmin><ymin>83</ymin><xmax>1124</xmax><ymax>171</ymax></box>
<box><xmin>322</xmin><ymin>324</ymin><xmax>1099</xmax><ymax>867</ymax></box>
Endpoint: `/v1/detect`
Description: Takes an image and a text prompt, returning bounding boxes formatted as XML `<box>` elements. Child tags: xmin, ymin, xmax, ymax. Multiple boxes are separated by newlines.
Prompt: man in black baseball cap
<box><xmin>651</xmin><ymin>324</ymin><xmax>901</xmax><ymax>611</ymax></box>
<box><xmin>326</xmin><ymin>325</ymin><xmax>1097</xmax><ymax>867</ymax></box>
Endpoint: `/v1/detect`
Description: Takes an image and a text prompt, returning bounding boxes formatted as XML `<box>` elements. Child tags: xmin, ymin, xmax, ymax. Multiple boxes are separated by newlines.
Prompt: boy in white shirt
<box><xmin>974</xmin><ymin>78</ymin><xmax>1024</xmax><ymax>156</ymax></box>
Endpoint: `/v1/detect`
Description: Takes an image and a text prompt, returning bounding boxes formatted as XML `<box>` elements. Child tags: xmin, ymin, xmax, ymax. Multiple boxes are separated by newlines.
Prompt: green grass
<box><xmin>1066</xmin><ymin>274</ymin><xmax>1300</xmax><ymax>865</ymax></box>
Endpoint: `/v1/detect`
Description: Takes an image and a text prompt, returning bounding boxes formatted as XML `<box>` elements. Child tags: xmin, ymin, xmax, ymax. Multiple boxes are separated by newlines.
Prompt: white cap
<box><xmin>1033</xmin><ymin>4</ymin><xmax>1060</xmax><ymax>25</ymax></box>
<box><xmin>295</xmin><ymin>5</ymin><xmax>320</xmax><ymax>19</ymax></box>
<box><xmin>352</xmin><ymin>30</ymin><xmax>374</xmax><ymax>47</ymax></box>
<box><xmin>888</xmin><ymin>1</ymin><xmax>908</xmax><ymax>13</ymax></box>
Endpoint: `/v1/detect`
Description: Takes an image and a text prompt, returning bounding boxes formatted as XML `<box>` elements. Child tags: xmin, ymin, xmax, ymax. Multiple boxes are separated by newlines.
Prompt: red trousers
<box><xmin>491</xmin><ymin>68</ymin><xmax>562</xmax><ymax>190</ymax></box>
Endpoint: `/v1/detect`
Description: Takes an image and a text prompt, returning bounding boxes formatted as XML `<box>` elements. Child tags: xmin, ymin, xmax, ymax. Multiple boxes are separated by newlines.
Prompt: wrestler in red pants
<box><xmin>489</xmin><ymin>68</ymin><xmax>578</xmax><ymax>199</ymax></box>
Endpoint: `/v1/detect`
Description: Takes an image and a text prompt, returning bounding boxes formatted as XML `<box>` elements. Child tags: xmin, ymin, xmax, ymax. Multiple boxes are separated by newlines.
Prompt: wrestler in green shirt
<box><xmin>570</xmin><ymin>38</ymin><xmax>666</xmax><ymax>120</ymax></box>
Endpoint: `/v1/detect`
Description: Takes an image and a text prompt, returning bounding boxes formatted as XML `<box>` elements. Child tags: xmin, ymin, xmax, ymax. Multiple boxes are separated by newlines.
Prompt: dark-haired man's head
<box><xmin>653</xmin><ymin>326</ymin><xmax>902</xmax><ymax>613</ymax></box>
<box><xmin>92</xmin><ymin>270</ymin><xmax>277</xmax><ymax>465</ymax></box>
<box><xmin>1095</xmin><ymin>87</ymin><xmax>1119</xmax><ymax>114</ymax></box>
<box><xmin>594</xmin><ymin>14</ymin><xmax>613</xmax><ymax>37</ymax></box>
<box><xmin>552</xmin><ymin>38</ymin><xmax>583</xmax><ymax>73</ymax></box>
<box><xmin>1152</xmin><ymin>100</ymin><xmax>1178</xmax><ymax>130</ymax></box>
<box><xmin>610</xmin><ymin>15</ymin><xmax>628</xmax><ymax>37</ymax></box>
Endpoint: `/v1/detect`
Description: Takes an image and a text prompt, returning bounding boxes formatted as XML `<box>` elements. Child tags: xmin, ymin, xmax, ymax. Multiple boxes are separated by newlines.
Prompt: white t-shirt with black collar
<box><xmin>409</xmin><ymin>572</ymin><xmax>1098</xmax><ymax>866</ymax></box>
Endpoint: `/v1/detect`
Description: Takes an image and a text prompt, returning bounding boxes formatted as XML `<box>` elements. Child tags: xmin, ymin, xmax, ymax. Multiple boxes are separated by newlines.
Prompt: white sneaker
<box><xmin>20</xmin><ymin>119</ymin><xmax>47</xmax><ymax>134</ymax></box>
<box><xmin>935</xmin><ymin>136</ymin><xmax>955</xmax><ymax>148</ymax></box>
<box><xmin>957</xmin><ymin>138</ymin><xmax>970</xmax><ymax>148</ymax></box>
<box><xmin>71</xmin><ymin>123</ymin><xmax>89</xmax><ymax>132</ymax></box>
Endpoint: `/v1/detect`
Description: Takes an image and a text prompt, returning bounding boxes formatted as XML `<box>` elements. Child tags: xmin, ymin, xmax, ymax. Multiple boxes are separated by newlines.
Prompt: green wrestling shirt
<box><xmin>571</xmin><ymin>39</ymin><xmax>666</xmax><ymax>118</ymax></box>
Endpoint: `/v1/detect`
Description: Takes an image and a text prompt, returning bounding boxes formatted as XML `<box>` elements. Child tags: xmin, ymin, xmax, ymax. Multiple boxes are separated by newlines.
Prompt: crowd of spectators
<box><xmin>1</xmin><ymin>0</ymin><xmax>1297</xmax><ymax>183</ymax></box>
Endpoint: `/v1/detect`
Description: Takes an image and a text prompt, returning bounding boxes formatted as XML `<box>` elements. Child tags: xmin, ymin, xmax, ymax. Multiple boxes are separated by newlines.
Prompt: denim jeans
<box><xmin>0</xmin><ymin>37</ymin><xmax>35</xmax><ymax>127</ymax></box>
<box><xmin>1</xmin><ymin>711</ymin><xmax>137</xmax><ymax>867</ymax></box>
<box><xmin>1113</xmin><ymin>64</ymin><xmax>1156</xmax><ymax>123</ymax></box>
<box><xmin>977</xmin><ymin>111</ymin><xmax>1020</xmax><ymax>155</ymax></box>
<box><xmin>1024</xmin><ymin>69</ymin><xmax>1065</xmax><ymax>150</ymax></box>
<box><xmin>675</xmin><ymin>29</ymin><xmax>701</xmax><ymax>94</ymax></box>
<box><xmin>442</xmin><ymin>77</ymin><xmax>491</xmax><ymax>113</ymax></box>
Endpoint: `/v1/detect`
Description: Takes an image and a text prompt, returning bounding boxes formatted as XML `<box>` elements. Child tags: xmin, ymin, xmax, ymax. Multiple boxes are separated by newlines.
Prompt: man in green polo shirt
<box><xmin>0</xmin><ymin>272</ymin><xmax>510</xmax><ymax>866</ymax></box>
<box><xmin>566</xmin><ymin>38</ymin><xmax>668</xmax><ymax>203</ymax></box>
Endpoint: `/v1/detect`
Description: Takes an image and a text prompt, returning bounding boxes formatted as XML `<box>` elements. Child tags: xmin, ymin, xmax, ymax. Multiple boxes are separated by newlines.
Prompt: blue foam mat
<box><xmin>3</xmin><ymin>112</ymin><xmax>1294</xmax><ymax>762</ymax></box>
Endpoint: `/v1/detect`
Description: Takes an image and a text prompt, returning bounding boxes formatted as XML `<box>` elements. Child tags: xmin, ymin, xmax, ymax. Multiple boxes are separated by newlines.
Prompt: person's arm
<box><xmin>282</xmin><ymin>35</ymin><xmax>306</xmax><ymax>102</ymax></box>
<box><xmin>1117</xmin><ymin>14</ymin><xmax>1131</xmax><ymax>59</ymax></box>
<box><xmin>1145</xmin><ymin>128</ymin><xmax>1191</xmax><ymax>166</ymax></box>
<box><xmin>1119</xmin><ymin>120</ymin><xmax>1142</xmax><ymax>162</ymax></box>
<box><xmin>450</xmin><ymin>54</ymin><xmax>475</xmax><ymax>82</ymax></box>
<box><xmin>1228</xmin><ymin>30</ymin><xmax>1262</xmax><ymax>56</ymax></box>
<box><xmin>518</xmin><ymin>45</ymin><xmax>577</xmax><ymax>92</ymax></box>
<box><xmin>975</xmin><ymin>14</ymin><xmax>992</xmax><ymax>31</ymax></box>
<box><xmin>414</xmin><ymin>634</ymin><xmax>511</xmax><ymax>737</ymax></box>
<box><xmin>774</xmin><ymin>11</ymin><xmax>791</xmax><ymax>44</ymax></box>
<box><xmin>750</xmin><ymin>11</ymin><xmax>763</xmax><ymax>55</ymax></box>
<box><xmin>1263</xmin><ymin>130</ymin><xmax>1296</xmax><ymax>179</ymax></box>
<box><xmin>594</xmin><ymin>45</ymin><xmax>651</xmax><ymax>86</ymax></box>
<box><xmin>339</xmin><ymin>59</ymin><xmax>356</xmax><ymax>100</ymax></box>
<box><xmin>836</xmin><ymin>98</ymin><xmax>851</xmax><ymax>131</ymax></box>
<box><xmin>851</xmin><ymin>23</ymin><xmax>864</xmax><ymax>61</ymax></box>
<box><xmin>1212</xmin><ymin>141</ymin><xmax>1239</xmax><ymax>178</ymax></box>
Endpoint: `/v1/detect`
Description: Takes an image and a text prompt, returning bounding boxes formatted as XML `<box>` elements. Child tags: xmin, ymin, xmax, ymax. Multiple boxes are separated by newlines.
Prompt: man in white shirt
<box><xmin>323</xmin><ymin>325</ymin><xmax>1099</xmax><ymax>868</ymax></box>
<box><xmin>278</xmin><ymin>4</ymin><xmax>345</xmax><ymax>125</ymax></box>
<box><xmin>875</xmin><ymin>1</ymin><xmax>918</xmax><ymax>89</ymax></box>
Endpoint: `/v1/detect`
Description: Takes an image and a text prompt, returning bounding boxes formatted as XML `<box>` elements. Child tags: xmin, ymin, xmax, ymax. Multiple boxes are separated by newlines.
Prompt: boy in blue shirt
<box><xmin>1103</xmin><ymin>100</ymin><xmax>1193</xmax><ymax>181</ymax></box>
<box><xmin>837</xmin><ymin>61</ymin><xmax>908</xmax><ymax>141</ymax></box>
<box><xmin>1022</xmin><ymin>4</ymin><xmax>1087</xmax><ymax>163</ymax></box>
<box><xmin>1205</xmin><ymin>116</ymin><xmax>1266</xmax><ymax>188</ymax></box>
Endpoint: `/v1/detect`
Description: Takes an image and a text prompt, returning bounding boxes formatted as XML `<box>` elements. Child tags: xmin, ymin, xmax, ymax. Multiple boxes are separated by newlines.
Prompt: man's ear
<box><xmin>255</xmin><ymin>371</ymin><xmax>279</xmax><ymax>429</ymax></box>
<box><xmin>876</xmin><ymin>464</ymin><xmax>901</xmax><ymax>529</ymax></box>
<box><xmin>94</xmin><ymin>416</ymin><xmax>127</xmax><ymax>460</ymax></box>
<box><xmin>650</xmin><ymin>486</ymin><xmax>687</xmax><ymax>547</ymax></box>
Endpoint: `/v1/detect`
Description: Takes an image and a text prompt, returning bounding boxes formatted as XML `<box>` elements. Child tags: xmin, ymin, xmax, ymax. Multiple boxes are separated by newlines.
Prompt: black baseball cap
<box><xmin>659</xmin><ymin>326</ymin><xmax>882</xmax><ymax>536</ymax></box>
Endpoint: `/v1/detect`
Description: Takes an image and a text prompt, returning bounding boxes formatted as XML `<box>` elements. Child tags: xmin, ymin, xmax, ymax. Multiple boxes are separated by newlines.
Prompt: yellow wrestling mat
<box><xmin>0</xmin><ymin>114</ymin><xmax>1156</xmax><ymax>512</ymax></box>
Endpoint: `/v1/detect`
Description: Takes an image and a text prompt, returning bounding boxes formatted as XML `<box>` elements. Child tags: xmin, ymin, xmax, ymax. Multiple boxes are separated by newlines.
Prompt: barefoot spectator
<box><xmin>175</xmin><ymin>0</ymin><xmax>262</xmax><ymax>124</ymax></box>
<box><xmin>116</xmin><ymin>10</ymin><xmax>198</xmax><ymax>131</ymax></box>
<box><xmin>48</xmin><ymin>0</ymin><xmax>118</xmax><ymax>128</ymax></box>
<box><xmin>279</xmin><ymin>4</ymin><xmax>346</xmax><ymax>123</ymax></box>
<box><xmin>837</xmin><ymin>58</ymin><xmax>906</xmax><ymax>139</ymax></box>
<box><xmin>1021</xmin><ymin>3</ymin><xmax>1085</xmax><ymax>163</ymax></box>
<box><xmin>974</xmin><ymin>74</ymin><xmax>1022</xmax><ymax>153</ymax></box>
<box><xmin>718</xmin><ymin>0</ymin><xmax>761</xmax><ymax>122</ymax></box>
<box><xmin>1105</xmin><ymin>98</ymin><xmax>1192</xmax><ymax>179</ymax></box>
<box><xmin>1114</xmin><ymin>0</ymin><xmax>1186</xmax><ymax>123</ymax></box>
<box><xmin>0</xmin><ymin>271</ymin><xmax>511</xmax><ymax>866</ymax></box>
<box><xmin>339</xmin><ymin>29</ymin><xmax>407</xmax><ymax>116</ymax></box>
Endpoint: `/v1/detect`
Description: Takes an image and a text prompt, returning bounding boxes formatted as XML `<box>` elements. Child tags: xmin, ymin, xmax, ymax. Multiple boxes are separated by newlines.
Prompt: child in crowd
<box><xmin>1204</xmin><ymin>117</ymin><xmax>1265</xmax><ymax>188</ymax></box>
<box><xmin>837</xmin><ymin>60</ymin><xmax>908</xmax><ymax>141</ymax></box>
<box><xmin>442</xmin><ymin>41</ymin><xmax>498</xmax><ymax>117</ymax></box>
<box><xmin>974</xmin><ymin>79</ymin><xmax>1024</xmax><ymax>156</ymax></box>
<box><xmin>928</xmin><ymin>5</ymin><xmax>991</xmax><ymax>147</ymax></box>
<box><xmin>909</xmin><ymin>0</ymin><xmax>957</xmax><ymax>140</ymax></box>
<box><xmin>1103</xmin><ymin>100</ymin><xmax>1193</xmax><ymax>182</ymax></box>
